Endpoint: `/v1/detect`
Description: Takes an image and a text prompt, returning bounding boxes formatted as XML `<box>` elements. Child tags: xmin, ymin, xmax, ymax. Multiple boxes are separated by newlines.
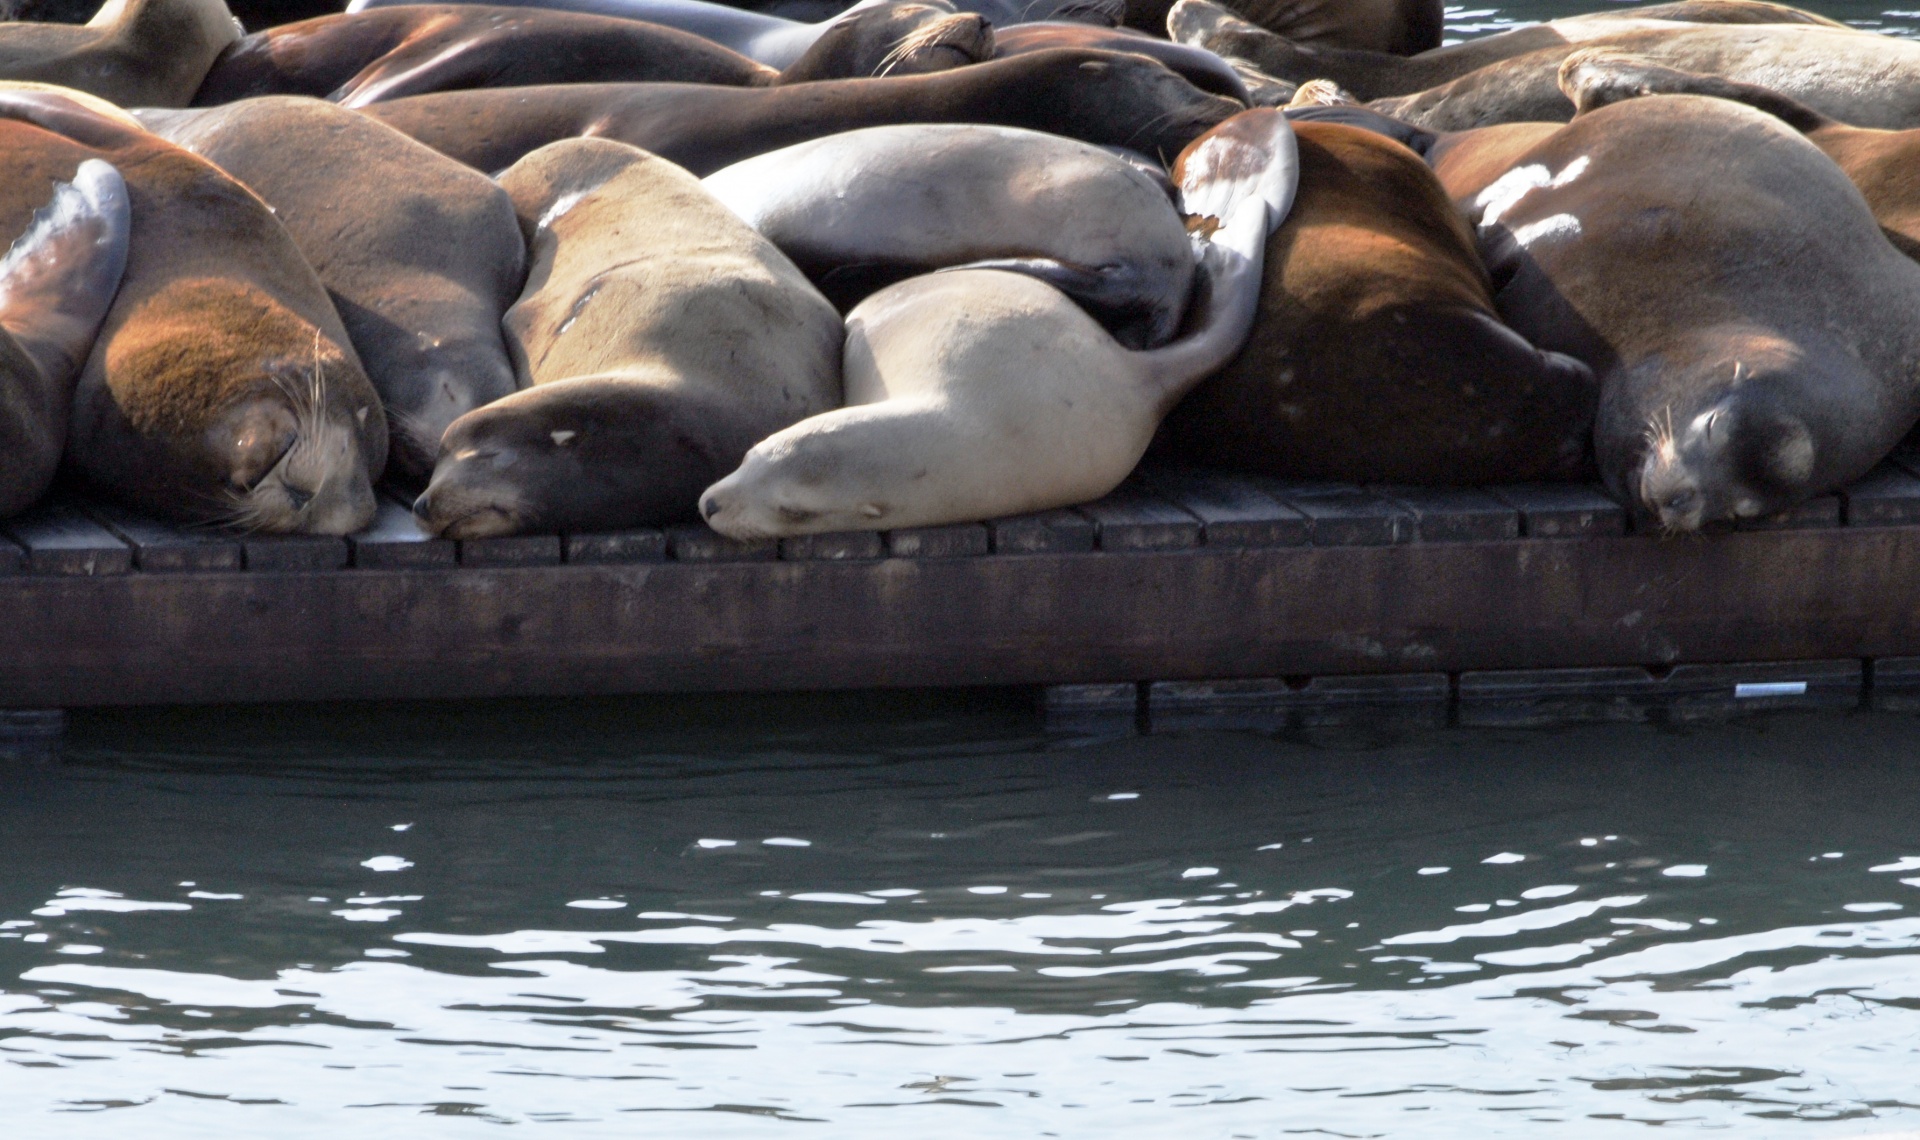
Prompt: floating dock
<box><xmin>7</xmin><ymin>452</ymin><xmax>1920</xmax><ymax>734</ymax></box>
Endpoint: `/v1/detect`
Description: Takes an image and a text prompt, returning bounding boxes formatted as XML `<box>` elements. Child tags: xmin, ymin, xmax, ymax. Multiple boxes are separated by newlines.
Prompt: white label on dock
<box><xmin>1735</xmin><ymin>681</ymin><xmax>1807</xmax><ymax>699</ymax></box>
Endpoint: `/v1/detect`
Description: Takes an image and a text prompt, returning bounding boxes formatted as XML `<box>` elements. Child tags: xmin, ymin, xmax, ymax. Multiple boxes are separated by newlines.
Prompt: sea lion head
<box><xmin>101</xmin><ymin>278</ymin><xmax>385</xmax><ymax>534</ymax></box>
<box><xmin>780</xmin><ymin>2</ymin><xmax>993</xmax><ymax>83</ymax></box>
<box><xmin>699</xmin><ymin>409</ymin><xmax>906</xmax><ymax>540</ymax></box>
<box><xmin>1049</xmin><ymin>50</ymin><xmax>1243</xmax><ymax>162</ymax></box>
<box><xmin>413</xmin><ymin>375</ymin><xmax>726</xmax><ymax>538</ymax></box>
<box><xmin>1628</xmin><ymin>341</ymin><xmax>1826</xmax><ymax>533</ymax></box>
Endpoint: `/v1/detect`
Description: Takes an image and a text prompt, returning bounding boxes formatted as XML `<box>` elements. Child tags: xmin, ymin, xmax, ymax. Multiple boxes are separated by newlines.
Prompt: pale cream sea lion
<box><xmin>696</xmin><ymin>107</ymin><xmax>1298</xmax><ymax>538</ymax></box>
<box><xmin>412</xmin><ymin>138</ymin><xmax>842</xmax><ymax>537</ymax></box>
<box><xmin>140</xmin><ymin>96</ymin><xmax>525</xmax><ymax>482</ymax></box>
<box><xmin>0</xmin><ymin>157</ymin><xmax>128</xmax><ymax>517</ymax></box>
<box><xmin>701</xmin><ymin>124</ymin><xmax>1194</xmax><ymax>347</ymax></box>
<box><xmin>0</xmin><ymin>0</ymin><xmax>241</xmax><ymax>107</ymax></box>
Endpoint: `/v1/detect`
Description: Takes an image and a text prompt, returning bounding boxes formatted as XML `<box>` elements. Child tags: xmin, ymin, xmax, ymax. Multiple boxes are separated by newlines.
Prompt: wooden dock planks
<box><xmin>4</xmin><ymin>465</ymin><xmax>1920</xmax><ymax>708</ymax></box>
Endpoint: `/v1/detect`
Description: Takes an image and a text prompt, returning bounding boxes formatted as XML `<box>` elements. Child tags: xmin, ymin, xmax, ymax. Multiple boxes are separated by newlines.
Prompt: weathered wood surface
<box><xmin>5</xmin><ymin>462</ymin><xmax>1920</xmax><ymax>707</ymax></box>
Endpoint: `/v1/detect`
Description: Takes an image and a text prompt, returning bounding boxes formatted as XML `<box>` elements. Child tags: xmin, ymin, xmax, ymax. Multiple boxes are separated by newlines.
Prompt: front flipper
<box><xmin>332</xmin><ymin>39</ymin><xmax>499</xmax><ymax>107</ymax></box>
<box><xmin>0</xmin><ymin>159</ymin><xmax>132</xmax><ymax>387</ymax></box>
<box><xmin>940</xmin><ymin>257</ymin><xmax>1182</xmax><ymax>350</ymax></box>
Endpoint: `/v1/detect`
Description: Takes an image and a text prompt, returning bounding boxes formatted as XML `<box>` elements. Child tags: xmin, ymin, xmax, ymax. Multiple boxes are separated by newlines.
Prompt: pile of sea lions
<box><xmin>3</xmin><ymin>0</ymin><xmax>1920</xmax><ymax>541</ymax></box>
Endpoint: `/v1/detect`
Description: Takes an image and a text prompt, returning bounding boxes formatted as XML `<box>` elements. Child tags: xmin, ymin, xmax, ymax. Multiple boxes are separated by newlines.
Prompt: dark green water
<box><xmin>1</xmin><ymin>693</ymin><xmax>1917</xmax><ymax>1137</ymax></box>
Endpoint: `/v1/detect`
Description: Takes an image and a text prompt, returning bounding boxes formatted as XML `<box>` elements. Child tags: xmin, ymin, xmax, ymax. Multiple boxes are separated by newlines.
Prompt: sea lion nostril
<box><xmin>411</xmin><ymin>491</ymin><xmax>434</xmax><ymax>520</ymax></box>
<box><xmin>285</xmin><ymin>485</ymin><xmax>314</xmax><ymax>511</ymax></box>
<box><xmin>699</xmin><ymin>495</ymin><xmax>720</xmax><ymax>521</ymax></box>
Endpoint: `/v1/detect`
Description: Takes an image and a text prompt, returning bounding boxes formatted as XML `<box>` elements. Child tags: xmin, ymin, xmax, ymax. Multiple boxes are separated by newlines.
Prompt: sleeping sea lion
<box><xmin>0</xmin><ymin>158</ymin><xmax>129</xmax><ymax>517</ymax></box>
<box><xmin>344</xmin><ymin>0</ymin><xmax>1097</xmax><ymax>69</ymax></box>
<box><xmin>1430</xmin><ymin>95</ymin><xmax>1920</xmax><ymax>532</ymax></box>
<box><xmin>192</xmin><ymin>2</ymin><xmax>992</xmax><ymax>108</ymax></box>
<box><xmin>1555</xmin><ymin>48</ymin><xmax>1920</xmax><ymax>261</ymax></box>
<box><xmin>140</xmin><ymin>96</ymin><xmax>524</xmax><ymax>482</ymax></box>
<box><xmin>1153</xmin><ymin>119</ymin><xmax>1595</xmax><ymax>485</ymax></box>
<box><xmin>992</xmin><ymin>22</ymin><xmax>1246</xmax><ymax>102</ymax></box>
<box><xmin>695</xmin><ymin>108</ymin><xmax>1298</xmax><ymax>538</ymax></box>
<box><xmin>411</xmin><ymin>138</ymin><xmax>842</xmax><ymax>538</ymax></box>
<box><xmin>362</xmin><ymin>48</ymin><xmax>1241</xmax><ymax>175</ymax></box>
<box><xmin>702</xmin><ymin>124</ymin><xmax>1194</xmax><ymax>348</ymax></box>
<box><xmin>0</xmin><ymin>84</ymin><xmax>386</xmax><ymax>533</ymax></box>
<box><xmin>1133</xmin><ymin>0</ymin><xmax>1441</xmax><ymax>55</ymax></box>
<box><xmin>1169</xmin><ymin>0</ymin><xmax>1849</xmax><ymax>102</ymax></box>
<box><xmin>0</xmin><ymin>0</ymin><xmax>241</xmax><ymax>107</ymax></box>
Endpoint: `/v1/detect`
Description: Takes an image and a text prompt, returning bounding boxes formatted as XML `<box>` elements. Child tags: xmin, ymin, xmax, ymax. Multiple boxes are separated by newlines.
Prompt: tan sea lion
<box><xmin>361</xmin><ymin>48</ymin><xmax>1242</xmax><ymax>176</ymax></box>
<box><xmin>695</xmin><ymin>108</ymin><xmax>1297</xmax><ymax>539</ymax></box>
<box><xmin>0</xmin><ymin>85</ymin><xmax>386</xmax><ymax>533</ymax></box>
<box><xmin>191</xmin><ymin>2</ymin><xmax>992</xmax><ymax>108</ymax></box>
<box><xmin>1136</xmin><ymin>0</ymin><xmax>1441</xmax><ymax>55</ymax></box>
<box><xmin>701</xmin><ymin>124</ymin><xmax>1194</xmax><ymax>347</ymax></box>
<box><xmin>1169</xmin><ymin>0</ymin><xmax>1849</xmax><ymax>102</ymax></box>
<box><xmin>412</xmin><ymin>138</ymin><xmax>841</xmax><ymax>538</ymax></box>
<box><xmin>1153</xmin><ymin>119</ymin><xmax>1595</xmax><ymax>485</ymax></box>
<box><xmin>0</xmin><ymin>157</ymin><xmax>128</xmax><ymax>517</ymax></box>
<box><xmin>1555</xmin><ymin>48</ymin><xmax>1920</xmax><ymax>261</ymax></box>
<box><xmin>1430</xmin><ymin>96</ymin><xmax>1920</xmax><ymax>532</ymax></box>
<box><xmin>0</xmin><ymin>0</ymin><xmax>241</xmax><ymax>107</ymax></box>
<box><xmin>139</xmin><ymin>96</ymin><xmax>524</xmax><ymax>482</ymax></box>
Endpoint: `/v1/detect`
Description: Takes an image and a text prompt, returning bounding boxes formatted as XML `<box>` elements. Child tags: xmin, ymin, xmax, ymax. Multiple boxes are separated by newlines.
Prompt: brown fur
<box><xmin>1155</xmin><ymin>121</ymin><xmax>1596</xmax><ymax>483</ymax></box>
<box><xmin>0</xmin><ymin>0</ymin><xmax>241</xmax><ymax>108</ymax></box>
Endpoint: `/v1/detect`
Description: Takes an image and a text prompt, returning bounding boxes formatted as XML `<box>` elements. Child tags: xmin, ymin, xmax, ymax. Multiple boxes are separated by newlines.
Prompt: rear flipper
<box><xmin>941</xmin><ymin>257</ymin><xmax>1182</xmax><ymax>350</ymax></box>
<box><xmin>1556</xmin><ymin>47</ymin><xmax>1835</xmax><ymax>132</ymax></box>
<box><xmin>0</xmin><ymin>159</ymin><xmax>132</xmax><ymax>387</ymax></box>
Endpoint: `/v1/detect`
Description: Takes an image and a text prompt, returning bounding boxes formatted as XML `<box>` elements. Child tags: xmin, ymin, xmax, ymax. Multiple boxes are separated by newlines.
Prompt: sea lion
<box><xmin>1430</xmin><ymin>96</ymin><xmax>1920</xmax><ymax>532</ymax></box>
<box><xmin>139</xmin><ymin>96</ymin><xmax>523</xmax><ymax>482</ymax></box>
<box><xmin>0</xmin><ymin>84</ymin><xmax>386</xmax><ymax>533</ymax></box>
<box><xmin>702</xmin><ymin>124</ymin><xmax>1194</xmax><ymax>348</ymax></box>
<box><xmin>1153</xmin><ymin>119</ymin><xmax>1595</xmax><ymax>485</ymax></box>
<box><xmin>1555</xmin><ymin>48</ymin><xmax>1920</xmax><ymax>261</ymax></box>
<box><xmin>695</xmin><ymin>108</ymin><xmax>1297</xmax><ymax>539</ymax></box>
<box><xmin>1169</xmin><ymin>0</ymin><xmax>1850</xmax><ymax>103</ymax></box>
<box><xmin>412</xmin><ymin>138</ymin><xmax>842</xmax><ymax>538</ymax></box>
<box><xmin>0</xmin><ymin>158</ymin><xmax>129</xmax><ymax>518</ymax></box>
<box><xmin>344</xmin><ymin>0</ymin><xmax>1099</xmax><ymax>69</ymax></box>
<box><xmin>191</xmin><ymin>2</ymin><xmax>993</xmax><ymax>108</ymax></box>
<box><xmin>1151</xmin><ymin>0</ymin><xmax>1442</xmax><ymax>55</ymax></box>
<box><xmin>362</xmin><ymin>48</ymin><xmax>1241</xmax><ymax>175</ymax></box>
<box><xmin>992</xmin><ymin>22</ymin><xmax>1246</xmax><ymax>102</ymax></box>
<box><xmin>0</xmin><ymin>0</ymin><xmax>242</xmax><ymax>107</ymax></box>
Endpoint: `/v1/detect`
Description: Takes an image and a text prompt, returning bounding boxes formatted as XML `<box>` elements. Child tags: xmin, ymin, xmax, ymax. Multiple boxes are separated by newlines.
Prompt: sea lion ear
<box><xmin>0</xmin><ymin>159</ymin><xmax>131</xmax><ymax>386</ymax></box>
<box><xmin>1764</xmin><ymin>417</ymin><xmax>1816</xmax><ymax>487</ymax></box>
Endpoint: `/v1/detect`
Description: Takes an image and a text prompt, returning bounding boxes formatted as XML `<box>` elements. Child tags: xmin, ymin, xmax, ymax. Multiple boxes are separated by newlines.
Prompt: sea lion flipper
<box><xmin>939</xmin><ymin>257</ymin><xmax>1179</xmax><ymax>350</ymax></box>
<box><xmin>332</xmin><ymin>40</ymin><xmax>494</xmax><ymax>108</ymax></box>
<box><xmin>1555</xmin><ymin>47</ymin><xmax>1834</xmax><ymax>134</ymax></box>
<box><xmin>0</xmin><ymin>159</ymin><xmax>131</xmax><ymax>387</ymax></box>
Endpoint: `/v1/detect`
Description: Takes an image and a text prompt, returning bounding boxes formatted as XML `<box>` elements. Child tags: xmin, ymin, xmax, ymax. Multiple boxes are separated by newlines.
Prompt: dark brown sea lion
<box><xmin>362</xmin><ymin>48</ymin><xmax>1241</xmax><ymax>175</ymax></box>
<box><xmin>702</xmin><ymin>123</ymin><xmax>1195</xmax><ymax>347</ymax></box>
<box><xmin>0</xmin><ymin>156</ymin><xmax>128</xmax><ymax>517</ymax></box>
<box><xmin>1154</xmin><ymin>119</ymin><xmax>1594</xmax><ymax>485</ymax></box>
<box><xmin>0</xmin><ymin>85</ymin><xmax>386</xmax><ymax>533</ymax></box>
<box><xmin>413</xmin><ymin>137</ymin><xmax>842</xmax><ymax>538</ymax></box>
<box><xmin>345</xmin><ymin>0</ymin><xmax>1094</xmax><ymax>69</ymax></box>
<box><xmin>191</xmin><ymin>2</ymin><xmax>992</xmax><ymax>108</ymax></box>
<box><xmin>140</xmin><ymin>96</ymin><xmax>523</xmax><ymax>482</ymax></box>
<box><xmin>0</xmin><ymin>0</ymin><xmax>242</xmax><ymax>107</ymax></box>
<box><xmin>992</xmin><ymin>22</ymin><xmax>1246</xmax><ymax>102</ymax></box>
<box><xmin>1138</xmin><ymin>0</ymin><xmax>1441</xmax><ymax>55</ymax></box>
<box><xmin>1430</xmin><ymin>96</ymin><xmax>1920</xmax><ymax>532</ymax></box>
<box><xmin>1169</xmin><ymin>0</ymin><xmax>1849</xmax><ymax>102</ymax></box>
<box><xmin>1555</xmin><ymin>48</ymin><xmax>1920</xmax><ymax>261</ymax></box>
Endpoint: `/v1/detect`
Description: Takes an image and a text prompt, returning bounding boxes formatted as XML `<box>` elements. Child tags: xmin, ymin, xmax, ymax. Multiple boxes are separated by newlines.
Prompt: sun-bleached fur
<box><xmin>143</xmin><ymin>96</ymin><xmax>524</xmax><ymax>482</ymax></box>
<box><xmin>0</xmin><ymin>0</ymin><xmax>240</xmax><ymax>108</ymax></box>
<box><xmin>0</xmin><ymin>158</ymin><xmax>129</xmax><ymax>517</ymax></box>
<box><xmin>0</xmin><ymin>85</ymin><xmax>385</xmax><ymax>534</ymax></box>
<box><xmin>1432</xmin><ymin>96</ymin><xmax>1920</xmax><ymax>531</ymax></box>
<box><xmin>1169</xmin><ymin>0</ymin><xmax>1848</xmax><ymax>104</ymax></box>
<box><xmin>1155</xmin><ymin>120</ymin><xmax>1596</xmax><ymax>484</ymax></box>
<box><xmin>702</xmin><ymin>124</ymin><xmax>1195</xmax><ymax>348</ymax></box>
<box><xmin>411</xmin><ymin>138</ymin><xmax>842</xmax><ymax>538</ymax></box>
<box><xmin>360</xmin><ymin>48</ymin><xmax>1241</xmax><ymax>177</ymax></box>
<box><xmin>696</xmin><ymin>108</ymin><xmax>1298</xmax><ymax>539</ymax></box>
